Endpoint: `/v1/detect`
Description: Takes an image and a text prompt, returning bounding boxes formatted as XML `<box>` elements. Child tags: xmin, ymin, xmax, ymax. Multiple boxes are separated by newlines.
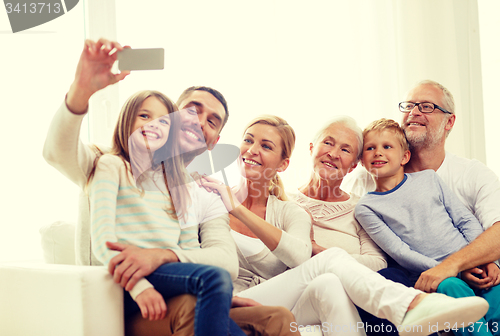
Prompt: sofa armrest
<box><xmin>0</xmin><ymin>263</ymin><xmax>124</xmax><ymax>336</ymax></box>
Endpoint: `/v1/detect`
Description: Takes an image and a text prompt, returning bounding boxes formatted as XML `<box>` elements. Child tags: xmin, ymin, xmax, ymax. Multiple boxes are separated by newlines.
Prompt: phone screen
<box><xmin>117</xmin><ymin>48</ymin><xmax>164</xmax><ymax>71</ymax></box>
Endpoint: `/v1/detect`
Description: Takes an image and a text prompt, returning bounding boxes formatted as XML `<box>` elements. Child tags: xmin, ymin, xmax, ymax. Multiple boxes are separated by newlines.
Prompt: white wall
<box><xmin>479</xmin><ymin>0</ymin><xmax>500</xmax><ymax>177</ymax></box>
<box><xmin>0</xmin><ymin>4</ymin><xmax>84</xmax><ymax>262</ymax></box>
<box><xmin>107</xmin><ymin>0</ymin><xmax>488</xmax><ymax>191</ymax></box>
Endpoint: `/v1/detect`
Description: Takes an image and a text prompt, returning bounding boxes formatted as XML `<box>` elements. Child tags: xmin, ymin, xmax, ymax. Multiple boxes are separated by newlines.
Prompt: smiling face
<box><xmin>310</xmin><ymin>123</ymin><xmax>359</xmax><ymax>182</ymax></box>
<box><xmin>401</xmin><ymin>84</ymin><xmax>455</xmax><ymax>149</ymax></box>
<box><xmin>130</xmin><ymin>96</ymin><xmax>172</xmax><ymax>153</ymax></box>
<box><xmin>176</xmin><ymin>107</ymin><xmax>207</xmax><ymax>157</ymax></box>
<box><xmin>362</xmin><ymin>130</ymin><xmax>410</xmax><ymax>179</ymax></box>
<box><xmin>177</xmin><ymin>90</ymin><xmax>226</xmax><ymax>154</ymax></box>
<box><xmin>239</xmin><ymin>123</ymin><xmax>289</xmax><ymax>182</ymax></box>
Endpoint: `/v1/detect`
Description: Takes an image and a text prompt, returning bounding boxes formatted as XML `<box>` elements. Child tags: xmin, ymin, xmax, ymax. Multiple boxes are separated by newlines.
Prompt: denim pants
<box><xmin>124</xmin><ymin>262</ymin><xmax>245</xmax><ymax>336</ymax></box>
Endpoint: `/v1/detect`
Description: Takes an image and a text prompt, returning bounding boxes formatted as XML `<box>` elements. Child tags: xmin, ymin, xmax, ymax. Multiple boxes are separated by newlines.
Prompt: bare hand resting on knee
<box><xmin>135</xmin><ymin>288</ymin><xmax>167</xmax><ymax>321</ymax></box>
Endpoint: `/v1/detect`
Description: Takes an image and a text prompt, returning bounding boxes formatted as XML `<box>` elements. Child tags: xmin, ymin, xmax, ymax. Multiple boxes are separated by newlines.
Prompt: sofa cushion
<box><xmin>39</xmin><ymin>221</ymin><xmax>76</xmax><ymax>265</ymax></box>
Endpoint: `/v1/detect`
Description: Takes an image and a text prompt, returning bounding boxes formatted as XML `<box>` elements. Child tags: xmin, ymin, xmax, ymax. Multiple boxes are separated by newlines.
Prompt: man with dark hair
<box><xmin>177</xmin><ymin>86</ymin><xmax>229</xmax><ymax>126</ymax></box>
<box><xmin>44</xmin><ymin>38</ymin><xmax>298</xmax><ymax>336</ymax></box>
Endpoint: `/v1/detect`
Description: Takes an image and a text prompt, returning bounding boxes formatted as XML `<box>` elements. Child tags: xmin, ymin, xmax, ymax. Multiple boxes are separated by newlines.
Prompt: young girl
<box><xmin>88</xmin><ymin>90</ymin><xmax>245</xmax><ymax>336</ymax></box>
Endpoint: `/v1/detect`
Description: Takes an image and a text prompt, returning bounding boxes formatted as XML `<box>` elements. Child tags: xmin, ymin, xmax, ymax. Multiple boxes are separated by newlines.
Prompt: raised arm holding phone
<box><xmin>43</xmin><ymin>38</ymin><xmax>300</xmax><ymax>336</ymax></box>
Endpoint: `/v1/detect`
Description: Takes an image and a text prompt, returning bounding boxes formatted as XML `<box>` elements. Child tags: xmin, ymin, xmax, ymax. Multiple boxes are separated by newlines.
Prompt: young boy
<box><xmin>354</xmin><ymin>118</ymin><xmax>500</xmax><ymax>336</ymax></box>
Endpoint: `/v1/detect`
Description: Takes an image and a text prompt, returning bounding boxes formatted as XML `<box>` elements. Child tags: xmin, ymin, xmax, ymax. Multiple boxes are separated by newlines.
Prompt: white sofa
<box><xmin>0</xmin><ymin>221</ymin><xmax>322</xmax><ymax>336</ymax></box>
<box><xmin>0</xmin><ymin>262</ymin><xmax>123</xmax><ymax>336</ymax></box>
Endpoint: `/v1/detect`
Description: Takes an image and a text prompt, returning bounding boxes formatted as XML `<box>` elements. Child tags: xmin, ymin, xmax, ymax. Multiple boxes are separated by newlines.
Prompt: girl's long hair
<box><xmin>243</xmin><ymin>115</ymin><xmax>295</xmax><ymax>201</ymax></box>
<box><xmin>88</xmin><ymin>90</ymin><xmax>190</xmax><ymax>221</ymax></box>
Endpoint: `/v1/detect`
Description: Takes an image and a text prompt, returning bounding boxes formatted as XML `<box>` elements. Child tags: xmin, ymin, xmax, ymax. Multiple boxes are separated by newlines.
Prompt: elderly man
<box><xmin>43</xmin><ymin>38</ymin><xmax>298</xmax><ymax>336</ymax></box>
<box><xmin>344</xmin><ymin>79</ymin><xmax>500</xmax><ymax>293</ymax></box>
<box><xmin>343</xmin><ymin>80</ymin><xmax>500</xmax><ymax>336</ymax></box>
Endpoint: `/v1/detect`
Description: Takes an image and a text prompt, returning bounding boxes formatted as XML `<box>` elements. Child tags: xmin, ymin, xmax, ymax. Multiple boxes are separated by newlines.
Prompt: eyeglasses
<box><xmin>399</xmin><ymin>101</ymin><xmax>451</xmax><ymax>114</ymax></box>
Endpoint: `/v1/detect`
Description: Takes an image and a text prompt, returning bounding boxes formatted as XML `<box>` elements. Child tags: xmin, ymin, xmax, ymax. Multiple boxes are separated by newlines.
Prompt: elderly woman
<box><xmin>198</xmin><ymin>115</ymin><xmax>488</xmax><ymax>336</ymax></box>
<box><xmin>288</xmin><ymin>116</ymin><xmax>387</xmax><ymax>271</ymax></box>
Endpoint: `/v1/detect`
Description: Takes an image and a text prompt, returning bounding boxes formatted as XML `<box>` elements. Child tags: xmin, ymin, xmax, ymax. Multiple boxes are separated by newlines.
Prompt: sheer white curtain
<box><xmin>478</xmin><ymin>0</ymin><xmax>500</xmax><ymax>178</ymax></box>
<box><xmin>393</xmin><ymin>0</ymin><xmax>485</xmax><ymax>162</ymax></box>
<box><xmin>85</xmin><ymin>0</ymin><xmax>484</xmax><ymax>189</ymax></box>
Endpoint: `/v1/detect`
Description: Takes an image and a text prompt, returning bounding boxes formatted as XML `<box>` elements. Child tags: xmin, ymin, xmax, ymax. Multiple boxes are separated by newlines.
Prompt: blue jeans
<box><xmin>123</xmin><ymin>263</ymin><xmax>245</xmax><ymax>336</ymax></box>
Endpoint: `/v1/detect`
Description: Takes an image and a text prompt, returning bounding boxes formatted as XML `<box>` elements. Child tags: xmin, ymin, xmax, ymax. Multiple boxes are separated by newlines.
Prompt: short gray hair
<box><xmin>411</xmin><ymin>80</ymin><xmax>455</xmax><ymax>137</ymax></box>
<box><xmin>414</xmin><ymin>80</ymin><xmax>455</xmax><ymax>114</ymax></box>
<box><xmin>312</xmin><ymin>116</ymin><xmax>363</xmax><ymax>162</ymax></box>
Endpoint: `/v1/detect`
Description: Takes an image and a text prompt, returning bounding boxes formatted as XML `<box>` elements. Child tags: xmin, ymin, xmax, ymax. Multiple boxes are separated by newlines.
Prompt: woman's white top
<box><xmin>231</xmin><ymin>230</ymin><xmax>266</xmax><ymax>257</ymax></box>
<box><xmin>289</xmin><ymin>190</ymin><xmax>387</xmax><ymax>272</ymax></box>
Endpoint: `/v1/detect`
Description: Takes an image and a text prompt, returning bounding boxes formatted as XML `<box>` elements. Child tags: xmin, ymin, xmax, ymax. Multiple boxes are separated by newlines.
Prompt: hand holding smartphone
<box><xmin>117</xmin><ymin>48</ymin><xmax>164</xmax><ymax>71</ymax></box>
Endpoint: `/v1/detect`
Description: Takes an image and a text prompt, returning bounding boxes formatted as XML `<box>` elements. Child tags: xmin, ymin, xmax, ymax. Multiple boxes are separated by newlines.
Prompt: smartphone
<box><xmin>117</xmin><ymin>48</ymin><xmax>164</xmax><ymax>71</ymax></box>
